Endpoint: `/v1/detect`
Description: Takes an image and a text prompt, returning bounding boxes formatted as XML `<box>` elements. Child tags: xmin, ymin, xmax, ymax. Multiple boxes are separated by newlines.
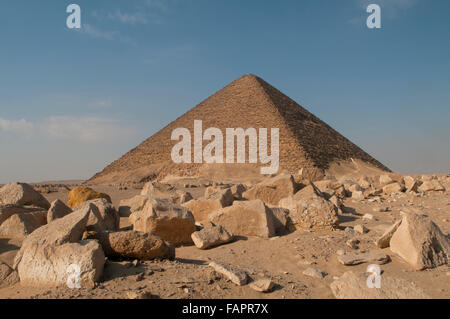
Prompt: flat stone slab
<box><xmin>209</xmin><ymin>261</ymin><xmax>248</xmax><ymax>286</ymax></box>
<box><xmin>337</xmin><ymin>251</ymin><xmax>390</xmax><ymax>266</ymax></box>
<box><xmin>330</xmin><ymin>271</ymin><xmax>430</xmax><ymax>299</ymax></box>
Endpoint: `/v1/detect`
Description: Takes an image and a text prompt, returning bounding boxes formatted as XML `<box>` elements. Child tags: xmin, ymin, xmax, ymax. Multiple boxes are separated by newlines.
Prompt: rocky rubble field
<box><xmin>0</xmin><ymin>172</ymin><xmax>449</xmax><ymax>299</ymax></box>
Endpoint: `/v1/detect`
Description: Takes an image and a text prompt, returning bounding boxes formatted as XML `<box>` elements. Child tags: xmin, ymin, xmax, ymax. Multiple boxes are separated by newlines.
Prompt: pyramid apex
<box><xmin>244</xmin><ymin>73</ymin><xmax>259</xmax><ymax>79</ymax></box>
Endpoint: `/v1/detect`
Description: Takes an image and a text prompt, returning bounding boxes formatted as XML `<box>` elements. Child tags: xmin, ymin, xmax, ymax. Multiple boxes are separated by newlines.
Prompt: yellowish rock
<box><xmin>68</xmin><ymin>186</ymin><xmax>112</xmax><ymax>208</ymax></box>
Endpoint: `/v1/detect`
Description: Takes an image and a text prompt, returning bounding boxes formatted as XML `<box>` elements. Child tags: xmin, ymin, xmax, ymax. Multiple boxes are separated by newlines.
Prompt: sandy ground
<box><xmin>0</xmin><ymin>183</ymin><xmax>449</xmax><ymax>299</ymax></box>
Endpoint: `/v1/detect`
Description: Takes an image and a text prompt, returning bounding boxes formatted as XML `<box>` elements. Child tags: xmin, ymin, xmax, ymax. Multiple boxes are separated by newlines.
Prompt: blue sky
<box><xmin>1</xmin><ymin>0</ymin><xmax>449</xmax><ymax>183</ymax></box>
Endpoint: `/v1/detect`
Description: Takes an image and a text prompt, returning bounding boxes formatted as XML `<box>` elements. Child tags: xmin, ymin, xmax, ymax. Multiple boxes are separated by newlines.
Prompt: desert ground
<box><xmin>0</xmin><ymin>173</ymin><xmax>449</xmax><ymax>299</ymax></box>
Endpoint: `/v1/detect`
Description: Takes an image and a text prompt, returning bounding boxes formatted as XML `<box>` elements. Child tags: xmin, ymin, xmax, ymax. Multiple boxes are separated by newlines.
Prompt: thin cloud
<box><xmin>80</xmin><ymin>24</ymin><xmax>117</xmax><ymax>40</ymax></box>
<box><xmin>107</xmin><ymin>10</ymin><xmax>149</xmax><ymax>25</ymax></box>
<box><xmin>0</xmin><ymin>116</ymin><xmax>138</xmax><ymax>143</ymax></box>
<box><xmin>78</xmin><ymin>24</ymin><xmax>136</xmax><ymax>45</ymax></box>
<box><xmin>93</xmin><ymin>0</ymin><xmax>171</xmax><ymax>26</ymax></box>
<box><xmin>0</xmin><ymin>118</ymin><xmax>34</xmax><ymax>137</ymax></box>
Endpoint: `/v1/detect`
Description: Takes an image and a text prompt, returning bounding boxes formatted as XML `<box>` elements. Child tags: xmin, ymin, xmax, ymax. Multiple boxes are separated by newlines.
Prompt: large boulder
<box><xmin>382</xmin><ymin>182</ymin><xmax>405</xmax><ymax>195</ymax></box>
<box><xmin>47</xmin><ymin>199</ymin><xmax>72</xmax><ymax>223</ymax></box>
<box><xmin>279</xmin><ymin>194</ymin><xmax>339</xmax><ymax>230</ymax></box>
<box><xmin>191</xmin><ymin>223</ymin><xmax>234</xmax><ymax>249</ymax></box>
<box><xmin>13</xmin><ymin>204</ymin><xmax>93</xmax><ymax>269</ymax></box>
<box><xmin>141</xmin><ymin>182</ymin><xmax>192</xmax><ymax>205</ymax></box>
<box><xmin>183</xmin><ymin>188</ymin><xmax>234</xmax><ymax>222</ymax></box>
<box><xmin>17</xmin><ymin>240</ymin><xmax>104</xmax><ymax>288</ymax></box>
<box><xmin>418</xmin><ymin>180</ymin><xmax>445</xmax><ymax>192</ymax></box>
<box><xmin>375</xmin><ymin>220</ymin><xmax>402</xmax><ymax>249</ymax></box>
<box><xmin>0</xmin><ymin>210</ymin><xmax>47</xmax><ymax>240</ymax></box>
<box><xmin>74</xmin><ymin>199</ymin><xmax>119</xmax><ymax>232</ymax></box>
<box><xmin>378</xmin><ymin>175</ymin><xmax>394</xmax><ymax>187</ymax></box>
<box><xmin>209</xmin><ymin>200</ymin><xmax>276</xmax><ymax>238</ymax></box>
<box><xmin>281</xmin><ymin>181</ymin><xmax>324</xmax><ymax>203</ymax></box>
<box><xmin>0</xmin><ymin>204</ymin><xmax>44</xmax><ymax>227</ymax></box>
<box><xmin>0</xmin><ymin>183</ymin><xmax>50</xmax><ymax>209</ymax></box>
<box><xmin>85</xmin><ymin>230</ymin><xmax>174</xmax><ymax>260</ymax></box>
<box><xmin>390</xmin><ymin>212</ymin><xmax>450</xmax><ymax>270</ymax></box>
<box><xmin>242</xmin><ymin>174</ymin><xmax>296</xmax><ymax>206</ymax></box>
<box><xmin>67</xmin><ymin>186</ymin><xmax>111</xmax><ymax>208</ymax></box>
<box><xmin>403</xmin><ymin>176</ymin><xmax>421</xmax><ymax>193</ymax></box>
<box><xmin>330</xmin><ymin>271</ymin><xmax>430</xmax><ymax>299</ymax></box>
<box><xmin>130</xmin><ymin>197</ymin><xmax>196</xmax><ymax>246</ymax></box>
<box><xmin>118</xmin><ymin>195</ymin><xmax>149</xmax><ymax>217</ymax></box>
<box><xmin>0</xmin><ymin>261</ymin><xmax>19</xmax><ymax>288</ymax></box>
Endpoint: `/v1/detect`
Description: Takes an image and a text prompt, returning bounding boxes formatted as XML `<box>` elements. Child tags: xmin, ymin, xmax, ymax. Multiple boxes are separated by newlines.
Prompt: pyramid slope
<box><xmin>88</xmin><ymin>74</ymin><xmax>389</xmax><ymax>184</ymax></box>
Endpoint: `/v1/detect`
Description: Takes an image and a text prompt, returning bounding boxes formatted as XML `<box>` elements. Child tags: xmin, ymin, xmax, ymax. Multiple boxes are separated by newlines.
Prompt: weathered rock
<box><xmin>375</xmin><ymin>220</ymin><xmax>402</xmax><ymax>248</ymax></box>
<box><xmin>0</xmin><ymin>261</ymin><xmax>20</xmax><ymax>288</ymax></box>
<box><xmin>67</xmin><ymin>186</ymin><xmax>111</xmax><ymax>208</ymax></box>
<box><xmin>348</xmin><ymin>183</ymin><xmax>364</xmax><ymax>194</ymax></box>
<box><xmin>379</xmin><ymin>175</ymin><xmax>394</xmax><ymax>187</ymax></box>
<box><xmin>269</xmin><ymin>207</ymin><xmax>290</xmax><ymax>235</ymax></box>
<box><xmin>125</xmin><ymin>290</ymin><xmax>153</xmax><ymax>299</ymax></box>
<box><xmin>418</xmin><ymin>180</ymin><xmax>445</xmax><ymax>192</ymax></box>
<box><xmin>330</xmin><ymin>271</ymin><xmax>430</xmax><ymax>299</ymax></box>
<box><xmin>249</xmin><ymin>278</ymin><xmax>274</xmax><ymax>292</ymax></box>
<box><xmin>118</xmin><ymin>195</ymin><xmax>149</xmax><ymax>217</ymax></box>
<box><xmin>403</xmin><ymin>176</ymin><xmax>421</xmax><ymax>192</ymax></box>
<box><xmin>141</xmin><ymin>182</ymin><xmax>192</xmax><ymax>205</ymax></box>
<box><xmin>346</xmin><ymin>238</ymin><xmax>360</xmax><ymax>249</ymax></box>
<box><xmin>242</xmin><ymin>174</ymin><xmax>296</xmax><ymax>206</ymax></box>
<box><xmin>442</xmin><ymin>177</ymin><xmax>450</xmax><ymax>191</ymax></box>
<box><xmin>354</xmin><ymin>224</ymin><xmax>369</xmax><ymax>234</ymax></box>
<box><xmin>74</xmin><ymin>199</ymin><xmax>119</xmax><ymax>232</ymax></box>
<box><xmin>47</xmin><ymin>199</ymin><xmax>72</xmax><ymax>223</ymax></box>
<box><xmin>287</xmin><ymin>181</ymin><xmax>324</xmax><ymax>202</ymax></box>
<box><xmin>17</xmin><ymin>240</ymin><xmax>105</xmax><ymax>288</ymax></box>
<box><xmin>383</xmin><ymin>182</ymin><xmax>405</xmax><ymax>195</ymax></box>
<box><xmin>209</xmin><ymin>200</ymin><xmax>276</xmax><ymax>238</ymax></box>
<box><xmin>141</xmin><ymin>182</ymin><xmax>174</xmax><ymax>196</ymax></box>
<box><xmin>204</xmin><ymin>185</ymin><xmax>223</xmax><ymax>198</ymax></box>
<box><xmin>390</xmin><ymin>212</ymin><xmax>450</xmax><ymax>270</ymax></box>
<box><xmin>351</xmin><ymin>191</ymin><xmax>364</xmax><ymax>200</ymax></box>
<box><xmin>0</xmin><ymin>183</ymin><xmax>50</xmax><ymax>209</ymax></box>
<box><xmin>230</xmin><ymin>184</ymin><xmax>247</xmax><ymax>200</ymax></box>
<box><xmin>85</xmin><ymin>230</ymin><xmax>174</xmax><ymax>260</ymax></box>
<box><xmin>183</xmin><ymin>188</ymin><xmax>234</xmax><ymax>222</ymax></box>
<box><xmin>13</xmin><ymin>204</ymin><xmax>93</xmax><ymax>269</ymax></box>
<box><xmin>209</xmin><ymin>261</ymin><xmax>248</xmax><ymax>286</ymax></box>
<box><xmin>337</xmin><ymin>251</ymin><xmax>390</xmax><ymax>266</ymax></box>
<box><xmin>313</xmin><ymin>180</ymin><xmax>342</xmax><ymax>192</ymax></box>
<box><xmin>303</xmin><ymin>267</ymin><xmax>326</xmax><ymax>279</ymax></box>
<box><xmin>191</xmin><ymin>223</ymin><xmax>233</xmax><ymax>249</ymax></box>
<box><xmin>359</xmin><ymin>177</ymin><xmax>372</xmax><ymax>189</ymax></box>
<box><xmin>0</xmin><ymin>204</ymin><xmax>44</xmax><ymax>227</ymax></box>
<box><xmin>280</xmin><ymin>195</ymin><xmax>339</xmax><ymax>230</ymax></box>
<box><xmin>130</xmin><ymin>197</ymin><xmax>196</xmax><ymax>246</ymax></box>
<box><xmin>0</xmin><ymin>210</ymin><xmax>47</xmax><ymax>240</ymax></box>
<box><xmin>328</xmin><ymin>195</ymin><xmax>343</xmax><ymax>212</ymax></box>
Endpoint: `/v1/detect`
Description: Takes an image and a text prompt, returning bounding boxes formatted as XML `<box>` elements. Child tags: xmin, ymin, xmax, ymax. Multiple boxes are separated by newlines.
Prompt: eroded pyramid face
<box><xmin>88</xmin><ymin>74</ymin><xmax>389</xmax><ymax>184</ymax></box>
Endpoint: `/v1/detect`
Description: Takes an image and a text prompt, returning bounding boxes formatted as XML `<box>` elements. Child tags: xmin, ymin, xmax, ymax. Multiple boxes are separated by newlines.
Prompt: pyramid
<box><xmin>88</xmin><ymin>74</ymin><xmax>389</xmax><ymax>184</ymax></box>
